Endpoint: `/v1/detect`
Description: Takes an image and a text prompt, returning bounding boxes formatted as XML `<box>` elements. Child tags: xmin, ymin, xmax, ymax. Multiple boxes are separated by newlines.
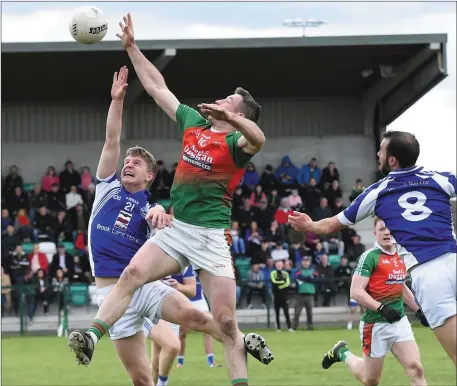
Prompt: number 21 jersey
<box><xmin>338</xmin><ymin>166</ymin><xmax>456</xmax><ymax>270</ymax></box>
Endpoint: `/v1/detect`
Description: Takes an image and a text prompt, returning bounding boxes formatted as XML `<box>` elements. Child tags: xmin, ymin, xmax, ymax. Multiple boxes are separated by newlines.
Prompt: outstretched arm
<box><xmin>97</xmin><ymin>66</ymin><xmax>129</xmax><ymax>180</ymax></box>
<box><xmin>117</xmin><ymin>14</ymin><xmax>180</xmax><ymax>122</ymax></box>
<box><xmin>288</xmin><ymin>212</ymin><xmax>344</xmax><ymax>235</ymax></box>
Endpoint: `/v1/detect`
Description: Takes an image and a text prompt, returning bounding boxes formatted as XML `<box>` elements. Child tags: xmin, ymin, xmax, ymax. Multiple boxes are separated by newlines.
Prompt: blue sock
<box><xmin>157</xmin><ymin>375</ymin><xmax>168</xmax><ymax>386</ymax></box>
<box><xmin>207</xmin><ymin>353</ymin><xmax>215</xmax><ymax>365</ymax></box>
<box><xmin>177</xmin><ymin>356</ymin><xmax>184</xmax><ymax>365</ymax></box>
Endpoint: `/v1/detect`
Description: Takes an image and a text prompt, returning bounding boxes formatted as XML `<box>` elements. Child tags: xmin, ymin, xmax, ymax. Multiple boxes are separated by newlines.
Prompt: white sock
<box><xmin>87</xmin><ymin>331</ymin><xmax>99</xmax><ymax>344</ymax></box>
<box><xmin>347</xmin><ymin>321</ymin><xmax>353</xmax><ymax>330</ymax></box>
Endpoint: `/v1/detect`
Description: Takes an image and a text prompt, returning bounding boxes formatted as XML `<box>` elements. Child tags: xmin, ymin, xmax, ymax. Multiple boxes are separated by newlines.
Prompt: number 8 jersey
<box><xmin>338</xmin><ymin>166</ymin><xmax>457</xmax><ymax>270</ymax></box>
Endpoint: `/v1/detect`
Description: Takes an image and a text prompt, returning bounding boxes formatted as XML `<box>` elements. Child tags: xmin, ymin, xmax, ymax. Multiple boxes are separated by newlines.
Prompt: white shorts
<box><xmin>360</xmin><ymin>316</ymin><xmax>415</xmax><ymax>358</ymax></box>
<box><xmin>410</xmin><ymin>252</ymin><xmax>456</xmax><ymax>329</ymax></box>
<box><xmin>96</xmin><ymin>281</ymin><xmax>174</xmax><ymax>340</ymax></box>
<box><xmin>192</xmin><ymin>298</ymin><xmax>210</xmax><ymax>313</ymax></box>
<box><xmin>149</xmin><ymin>218</ymin><xmax>234</xmax><ymax>279</ymax></box>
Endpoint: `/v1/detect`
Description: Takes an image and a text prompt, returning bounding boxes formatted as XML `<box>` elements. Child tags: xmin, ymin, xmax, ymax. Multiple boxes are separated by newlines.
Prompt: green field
<box><xmin>2</xmin><ymin>327</ymin><xmax>455</xmax><ymax>385</ymax></box>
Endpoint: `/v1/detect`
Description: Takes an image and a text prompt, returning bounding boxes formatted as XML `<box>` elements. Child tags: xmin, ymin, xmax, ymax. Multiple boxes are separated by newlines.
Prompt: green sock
<box><xmin>87</xmin><ymin>319</ymin><xmax>109</xmax><ymax>342</ymax></box>
<box><xmin>232</xmin><ymin>378</ymin><xmax>248</xmax><ymax>386</ymax></box>
<box><xmin>338</xmin><ymin>347</ymin><xmax>350</xmax><ymax>362</ymax></box>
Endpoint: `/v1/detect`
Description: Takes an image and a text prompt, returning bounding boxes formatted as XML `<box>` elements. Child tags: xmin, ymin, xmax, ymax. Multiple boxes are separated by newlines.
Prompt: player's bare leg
<box><xmin>391</xmin><ymin>340</ymin><xmax>427</xmax><ymax>386</ymax></box>
<box><xmin>432</xmin><ymin>315</ymin><xmax>456</xmax><ymax>364</ymax></box>
<box><xmin>148</xmin><ymin>321</ymin><xmax>181</xmax><ymax>386</ymax></box>
<box><xmin>112</xmin><ymin>332</ymin><xmax>154</xmax><ymax>386</ymax></box>
<box><xmin>177</xmin><ymin>326</ymin><xmax>188</xmax><ymax>367</ymax></box>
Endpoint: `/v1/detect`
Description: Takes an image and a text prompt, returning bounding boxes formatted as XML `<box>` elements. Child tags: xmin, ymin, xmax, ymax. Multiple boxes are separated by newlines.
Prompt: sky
<box><xmin>2</xmin><ymin>1</ymin><xmax>456</xmax><ymax>173</ymax></box>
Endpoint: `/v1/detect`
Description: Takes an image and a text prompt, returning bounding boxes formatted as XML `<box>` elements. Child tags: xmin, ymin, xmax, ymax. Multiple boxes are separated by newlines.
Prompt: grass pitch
<box><xmin>2</xmin><ymin>327</ymin><xmax>455</xmax><ymax>385</ymax></box>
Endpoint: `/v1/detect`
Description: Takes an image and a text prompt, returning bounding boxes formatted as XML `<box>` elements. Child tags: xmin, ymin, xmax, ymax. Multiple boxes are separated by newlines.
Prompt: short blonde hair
<box><xmin>125</xmin><ymin>146</ymin><xmax>157</xmax><ymax>173</ymax></box>
<box><xmin>373</xmin><ymin>216</ymin><xmax>384</xmax><ymax>228</ymax></box>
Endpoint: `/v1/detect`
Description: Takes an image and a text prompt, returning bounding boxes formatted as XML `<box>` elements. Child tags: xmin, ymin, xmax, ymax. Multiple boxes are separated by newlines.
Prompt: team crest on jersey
<box><xmin>114</xmin><ymin>210</ymin><xmax>132</xmax><ymax>231</ymax></box>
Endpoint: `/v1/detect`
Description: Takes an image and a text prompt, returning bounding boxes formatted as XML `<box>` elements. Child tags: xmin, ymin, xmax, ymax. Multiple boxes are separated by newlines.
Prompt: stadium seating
<box><xmin>235</xmin><ymin>257</ymin><xmax>251</xmax><ymax>281</ymax></box>
<box><xmin>38</xmin><ymin>241</ymin><xmax>57</xmax><ymax>263</ymax></box>
<box><xmin>23</xmin><ymin>183</ymin><xmax>35</xmax><ymax>193</ymax></box>
<box><xmin>22</xmin><ymin>242</ymin><xmax>34</xmax><ymax>254</ymax></box>
<box><xmin>69</xmin><ymin>283</ymin><xmax>89</xmax><ymax>306</ymax></box>
<box><xmin>328</xmin><ymin>254</ymin><xmax>341</xmax><ymax>268</ymax></box>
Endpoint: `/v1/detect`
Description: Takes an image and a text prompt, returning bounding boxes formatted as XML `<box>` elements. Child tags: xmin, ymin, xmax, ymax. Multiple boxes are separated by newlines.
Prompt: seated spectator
<box><xmin>288</xmin><ymin>226</ymin><xmax>305</xmax><ymax>246</ymax></box>
<box><xmin>251</xmin><ymin>239</ymin><xmax>271</xmax><ymax>266</ymax></box>
<box><xmin>33</xmin><ymin>206</ymin><xmax>55</xmax><ymax>242</ymax></box>
<box><xmin>233</xmin><ymin>200</ymin><xmax>259</xmax><ymax>232</ymax></box>
<box><xmin>245</xmin><ymin>221</ymin><xmax>263</xmax><ymax>257</ymax></box>
<box><xmin>83</xmin><ymin>183</ymin><xmax>96</xmax><ymax>212</ymax></box>
<box><xmin>2</xmin><ymin>225</ymin><xmax>20</xmax><ymax>262</ymax></box>
<box><xmin>230</xmin><ymin>221</ymin><xmax>246</xmax><ymax>257</ymax></box>
<box><xmin>29</xmin><ymin>184</ymin><xmax>47</xmax><ymax>221</ymax></box>
<box><xmin>326</xmin><ymin>180</ymin><xmax>342</xmax><ymax>209</ymax></box>
<box><xmin>47</xmin><ymin>183</ymin><xmax>66</xmax><ymax>213</ymax></box>
<box><xmin>29</xmin><ymin>243</ymin><xmax>49</xmax><ymax>274</ymax></box>
<box><xmin>3</xmin><ymin>165</ymin><xmax>23</xmax><ymax>198</ymax></box>
<box><xmin>41</xmin><ymin>166</ymin><xmax>59</xmax><ymax>192</ymax></box>
<box><xmin>7</xmin><ymin>186</ymin><xmax>30</xmax><ymax>217</ymax></box>
<box><xmin>232</xmin><ymin>186</ymin><xmax>245</xmax><ymax>215</ymax></box>
<box><xmin>70</xmin><ymin>204</ymin><xmax>89</xmax><ymax>238</ymax></box>
<box><xmin>71</xmin><ymin>255</ymin><xmax>91</xmax><ymax>283</ymax></box>
<box><xmin>312</xmin><ymin>197</ymin><xmax>332</xmax><ymax>222</ymax></box>
<box><xmin>30</xmin><ymin>269</ymin><xmax>51</xmax><ymax>317</ymax></box>
<box><xmin>56</xmin><ymin>211</ymin><xmax>73</xmax><ymax>242</ymax></box>
<box><xmin>1</xmin><ymin>267</ymin><xmax>12</xmax><ymax>315</ymax></box>
<box><xmin>80</xmin><ymin>166</ymin><xmax>95</xmax><ymax>191</ymax></box>
<box><xmin>149</xmin><ymin>160</ymin><xmax>171</xmax><ymax>199</ymax></box>
<box><xmin>322</xmin><ymin>231</ymin><xmax>345</xmax><ymax>257</ymax></box>
<box><xmin>243</xmin><ymin>162</ymin><xmax>260</xmax><ymax>192</ymax></box>
<box><xmin>349</xmin><ymin>178</ymin><xmax>366</xmax><ymax>203</ymax></box>
<box><xmin>271</xmin><ymin>240</ymin><xmax>289</xmax><ymax>261</ymax></box>
<box><xmin>305</xmin><ymin>230</ymin><xmax>320</xmax><ymax>250</ymax></box>
<box><xmin>289</xmin><ymin>242</ymin><xmax>313</xmax><ymax>267</ymax></box>
<box><xmin>254</xmin><ymin>199</ymin><xmax>273</xmax><ymax>233</ymax></box>
<box><xmin>274</xmin><ymin>155</ymin><xmax>299</xmax><ymax>193</ymax></box>
<box><xmin>334</xmin><ymin>256</ymin><xmax>353</xmax><ymax>294</ymax></box>
<box><xmin>297</xmin><ymin>157</ymin><xmax>321</xmax><ymax>187</ymax></box>
<box><xmin>267</xmin><ymin>188</ymin><xmax>281</xmax><ymax>211</ymax></box>
<box><xmin>320</xmin><ymin>161</ymin><xmax>340</xmax><ymax>190</ymax></box>
<box><xmin>265</xmin><ymin>220</ymin><xmax>285</xmax><ymax>246</ymax></box>
<box><xmin>314</xmin><ymin>241</ymin><xmax>327</xmax><ymax>264</ymax></box>
<box><xmin>51</xmin><ymin>244</ymin><xmax>74</xmax><ymax>278</ymax></box>
<box><xmin>274</xmin><ymin>198</ymin><xmax>294</xmax><ymax>227</ymax></box>
<box><xmin>249</xmin><ymin>184</ymin><xmax>267</xmax><ymax>208</ymax></box>
<box><xmin>332</xmin><ymin>197</ymin><xmax>347</xmax><ymax>216</ymax></box>
<box><xmin>14</xmin><ymin>208</ymin><xmax>33</xmax><ymax>242</ymax></box>
<box><xmin>59</xmin><ymin>160</ymin><xmax>81</xmax><ymax>194</ymax></box>
<box><xmin>259</xmin><ymin>164</ymin><xmax>277</xmax><ymax>193</ymax></box>
<box><xmin>245</xmin><ymin>264</ymin><xmax>267</xmax><ymax>309</ymax></box>
<box><xmin>1</xmin><ymin>209</ymin><xmax>13</xmax><ymax>233</ymax></box>
<box><xmin>293</xmin><ymin>256</ymin><xmax>316</xmax><ymax>330</ymax></box>
<box><xmin>74</xmin><ymin>230</ymin><xmax>87</xmax><ymax>253</ymax></box>
<box><xmin>66</xmin><ymin>185</ymin><xmax>84</xmax><ymax>210</ymax></box>
<box><xmin>288</xmin><ymin>189</ymin><xmax>303</xmax><ymax>211</ymax></box>
<box><xmin>302</xmin><ymin>177</ymin><xmax>323</xmax><ymax>215</ymax></box>
<box><xmin>346</xmin><ymin>234</ymin><xmax>366</xmax><ymax>267</ymax></box>
<box><xmin>314</xmin><ymin>254</ymin><xmax>336</xmax><ymax>307</ymax></box>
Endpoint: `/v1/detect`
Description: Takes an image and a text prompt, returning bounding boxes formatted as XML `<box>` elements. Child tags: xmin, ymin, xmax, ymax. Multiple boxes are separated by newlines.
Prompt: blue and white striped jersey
<box><xmin>88</xmin><ymin>173</ymin><xmax>154</xmax><ymax>277</ymax></box>
<box><xmin>338</xmin><ymin>166</ymin><xmax>456</xmax><ymax>270</ymax></box>
<box><xmin>166</xmin><ymin>265</ymin><xmax>204</xmax><ymax>301</ymax></box>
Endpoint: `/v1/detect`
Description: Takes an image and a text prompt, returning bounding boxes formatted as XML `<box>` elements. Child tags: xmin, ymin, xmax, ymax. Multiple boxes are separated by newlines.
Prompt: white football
<box><xmin>69</xmin><ymin>6</ymin><xmax>108</xmax><ymax>44</ymax></box>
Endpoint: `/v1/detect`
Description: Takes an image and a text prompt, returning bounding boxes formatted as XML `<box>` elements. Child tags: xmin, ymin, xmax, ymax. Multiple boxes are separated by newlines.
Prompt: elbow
<box><xmin>253</xmin><ymin>132</ymin><xmax>266</xmax><ymax>150</ymax></box>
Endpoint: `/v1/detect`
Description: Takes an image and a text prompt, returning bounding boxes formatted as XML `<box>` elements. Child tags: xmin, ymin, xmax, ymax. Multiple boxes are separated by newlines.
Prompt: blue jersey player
<box><xmin>289</xmin><ymin>130</ymin><xmax>456</xmax><ymax>364</ymax></box>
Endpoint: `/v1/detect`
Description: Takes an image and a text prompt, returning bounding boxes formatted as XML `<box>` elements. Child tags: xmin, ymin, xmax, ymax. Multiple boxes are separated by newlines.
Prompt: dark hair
<box><xmin>235</xmin><ymin>87</ymin><xmax>261</xmax><ymax>123</ymax></box>
<box><xmin>382</xmin><ymin>131</ymin><xmax>420</xmax><ymax>169</ymax></box>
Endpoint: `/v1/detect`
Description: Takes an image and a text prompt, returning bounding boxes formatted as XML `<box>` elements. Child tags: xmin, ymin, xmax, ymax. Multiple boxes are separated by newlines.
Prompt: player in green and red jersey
<box><xmin>321</xmin><ymin>217</ymin><xmax>429</xmax><ymax>386</ymax></box>
<box><xmin>73</xmin><ymin>13</ymin><xmax>273</xmax><ymax>386</ymax></box>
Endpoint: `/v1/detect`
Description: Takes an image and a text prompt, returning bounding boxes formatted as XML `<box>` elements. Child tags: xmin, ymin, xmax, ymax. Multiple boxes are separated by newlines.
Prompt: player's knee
<box><xmin>185</xmin><ymin>306</ymin><xmax>211</xmax><ymax>327</ymax></box>
<box><xmin>119</xmin><ymin>263</ymin><xmax>146</xmax><ymax>290</ymax></box>
<box><xmin>165</xmin><ymin>338</ymin><xmax>181</xmax><ymax>357</ymax></box>
<box><xmin>406</xmin><ymin>360</ymin><xmax>424</xmax><ymax>380</ymax></box>
<box><xmin>130</xmin><ymin>369</ymin><xmax>152</xmax><ymax>386</ymax></box>
<box><xmin>363</xmin><ymin>377</ymin><xmax>380</xmax><ymax>386</ymax></box>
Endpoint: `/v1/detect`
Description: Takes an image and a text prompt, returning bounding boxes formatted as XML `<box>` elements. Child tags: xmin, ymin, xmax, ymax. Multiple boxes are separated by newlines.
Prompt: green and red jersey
<box><xmin>170</xmin><ymin>104</ymin><xmax>253</xmax><ymax>228</ymax></box>
<box><xmin>354</xmin><ymin>243</ymin><xmax>407</xmax><ymax>323</ymax></box>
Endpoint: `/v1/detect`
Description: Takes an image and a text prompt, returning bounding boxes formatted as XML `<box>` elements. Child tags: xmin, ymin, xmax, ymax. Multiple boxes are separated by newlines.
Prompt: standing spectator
<box><xmin>270</xmin><ymin>260</ymin><xmax>292</xmax><ymax>332</ymax></box>
<box><xmin>274</xmin><ymin>156</ymin><xmax>299</xmax><ymax>193</ymax></box>
<box><xmin>252</xmin><ymin>239</ymin><xmax>271</xmax><ymax>266</ymax></box>
<box><xmin>265</xmin><ymin>220</ymin><xmax>285</xmax><ymax>246</ymax></box>
<box><xmin>80</xmin><ymin>166</ymin><xmax>95</xmax><ymax>191</ymax></box>
<box><xmin>47</xmin><ymin>183</ymin><xmax>66</xmax><ymax>213</ymax></box>
<box><xmin>65</xmin><ymin>185</ymin><xmax>84</xmax><ymax>210</ymax></box>
<box><xmin>41</xmin><ymin>166</ymin><xmax>59</xmax><ymax>192</ymax></box>
<box><xmin>297</xmin><ymin>157</ymin><xmax>321</xmax><ymax>186</ymax></box>
<box><xmin>7</xmin><ymin>187</ymin><xmax>30</xmax><ymax>217</ymax></box>
<box><xmin>349</xmin><ymin>178</ymin><xmax>366</xmax><ymax>203</ymax></box>
<box><xmin>233</xmin><ymin>200</ymin><xmax>259</xmax><ymax>232</ymax></box>
<box><xmin>267</xmin><ymin>188</ymin><xmax>281</xmax><ymax>212</ymax></box>
<box><xmin>249</xmin><ymin>184</ymin><xmax>267</xmax><ymax>208</ymax></box>
<box><xmin>14</xmin><ymin>209</ymin><xmax>33</xmax><ymax>242</ymax></box>
<box><xmin>293</xmin><ymin>256</ymin><xmax>316</xmax><ymax>330</ymax></box>
<box><xmin>232</xmin><ymin>186</ymin><xmax>245</xmax><ymax>219</ymax></box>
<box><xmin>259</xmin><ymin>164</ymin><xmax>277</xmax><ymax>194</ymax></box>
<box><xmin>253</xmin><ymin>199</ymin><xmax>274</xmax><ymax>233</ymax></box>
<box><xmin>289</xmin><ymin>242</ymin><xmax>313</xmax><ymax>267</ymax></box>
<box><xmin>331</xmin><ymin>197</ymin><xmax>346</xmax><ymax>216</ymax></box>
<box><xmin>28</xmin><ymin>243</ymin><xmax>49</xmax><ymax>274</ymax></box>
<box><xmin>346</xmin><ymin>235</ymin><xmax>366</xmax><ymax>267</ymax></box>
<box><xmin>271</xmin><ymin>240</ymin><xmax>289</xmax><ymax>262</ymax></box>
<box><xmin>230</xmin><ymin>221</ymin><xmax>246</xmax><ymax>257</ymax></box>
<box><xmin>2</xmin><ymin>225</ymin><xmax>20</xmax><ymax>263</ymax></box>
<box><xmin>29</xmin><ymin>184</ymin><xmax>47</xmax><ymax>221</ymax></box>
<box><xmin>243</xmin><ymin>162</ymin><xmax>259</xmax><ymax>192</ymax></box>
<box><xmin>52</xmin><ymin>268</ymin><xmax>69</xmax><ymax>337</ymax></box>
<box><xmin>1</xmin><ymin>209</ymin><xmax>13</xmax><ymax>233</ymax></box>
<box><xmin>33</xmin><ymin>206</ymin><xmax>55</xmax><ymax>242</ymax></box>
<box><xmin>315</xmin><ymin>254</ymin><xmax>336</xmax><ymax>307</ymax></box>
<box><xmin>302</xmin><ymin>177</ymin><xmax>322</xmax><ymax>216</ymax></box>
<box><xmin>320</xmin><ymin>161</ymin><xmax>340</xmax><ymax>190</ymax></box>
<box><xmin>149</xmin><ymin>160</ymin><xmax>171</xmax><ymax>199</ymax></box>
<box><xmin>9</xmin><ymin>244</ymin><xmax>30</xmax><ymax>314</ymax></box>
<box><xmin>334</xmin><ymin>256</ymin><xmax>353</xmax><ymax>305</ymax></box>
<box><xmin>312</xmin><ymin>197</ymin><xmax>332</xmax><ymax>222</ymax></box>
<box><xmin>30</xmin><ymin>269</ymin><xmax>51</xmax><ymax>317</ymax></box>
<box><xmin>51</xmin><ymin>244</ymin><xmax>74</xmax><ymax>278</ymax></box>
<box><xmin>288</xmin><ymin>189</ymin><xmax>303</xmax><ymax>211</ymax></box>
<box><xmin>245</xmin><ymin>264</ymin><xmax>267</xmax><ymax>309</ymax></box>
<box><xmin>83</xmin><ymin>183</ymin><xmax>96</xmax><ymax>212</ymax></box>
<box><xmin>1</xmin><ymin>267</ymin><xmax>13</xmax><ymax>315</ymax></box>
<box><xmin>325</xmin><ymin>180</ymin><xmax>342</xmax><ymax>209</ymax></box>
<box><xmin>59</xmin><ymin>161</ymin><xmax>81</xmax><ymax>194</ymax></box>
<box><xmin>3</xmin><ymin>165</ymin><xmax>23</xmax><ymax>198</ymax></box>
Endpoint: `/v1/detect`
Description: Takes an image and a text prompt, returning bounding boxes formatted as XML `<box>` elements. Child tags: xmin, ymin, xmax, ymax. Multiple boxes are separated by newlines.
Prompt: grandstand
<box><xmin>1</xmin><ymin>33</ymin><xmax>449</xmax><ymax>334</ymax></box>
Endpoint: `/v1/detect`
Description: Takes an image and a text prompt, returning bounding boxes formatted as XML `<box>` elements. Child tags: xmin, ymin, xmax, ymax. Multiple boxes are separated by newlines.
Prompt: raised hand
<box><xmin>111</xmin><ymin>66</ymin><xmax>129</xmax><ymax>100</ymax></box>
<box><xmin>116</xmin><ymin>13</ymin><xmax>135</xmax><ymax>49</ymax></box>
<box><xmin>197</xmin><ymin>103</ymin><xmax>232</xmax><ymax>122</ymax></box>
<box><xmin>288</xmin><ymin>211</ymin><xmax>312</xmax><ymax>232</ymax></box>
